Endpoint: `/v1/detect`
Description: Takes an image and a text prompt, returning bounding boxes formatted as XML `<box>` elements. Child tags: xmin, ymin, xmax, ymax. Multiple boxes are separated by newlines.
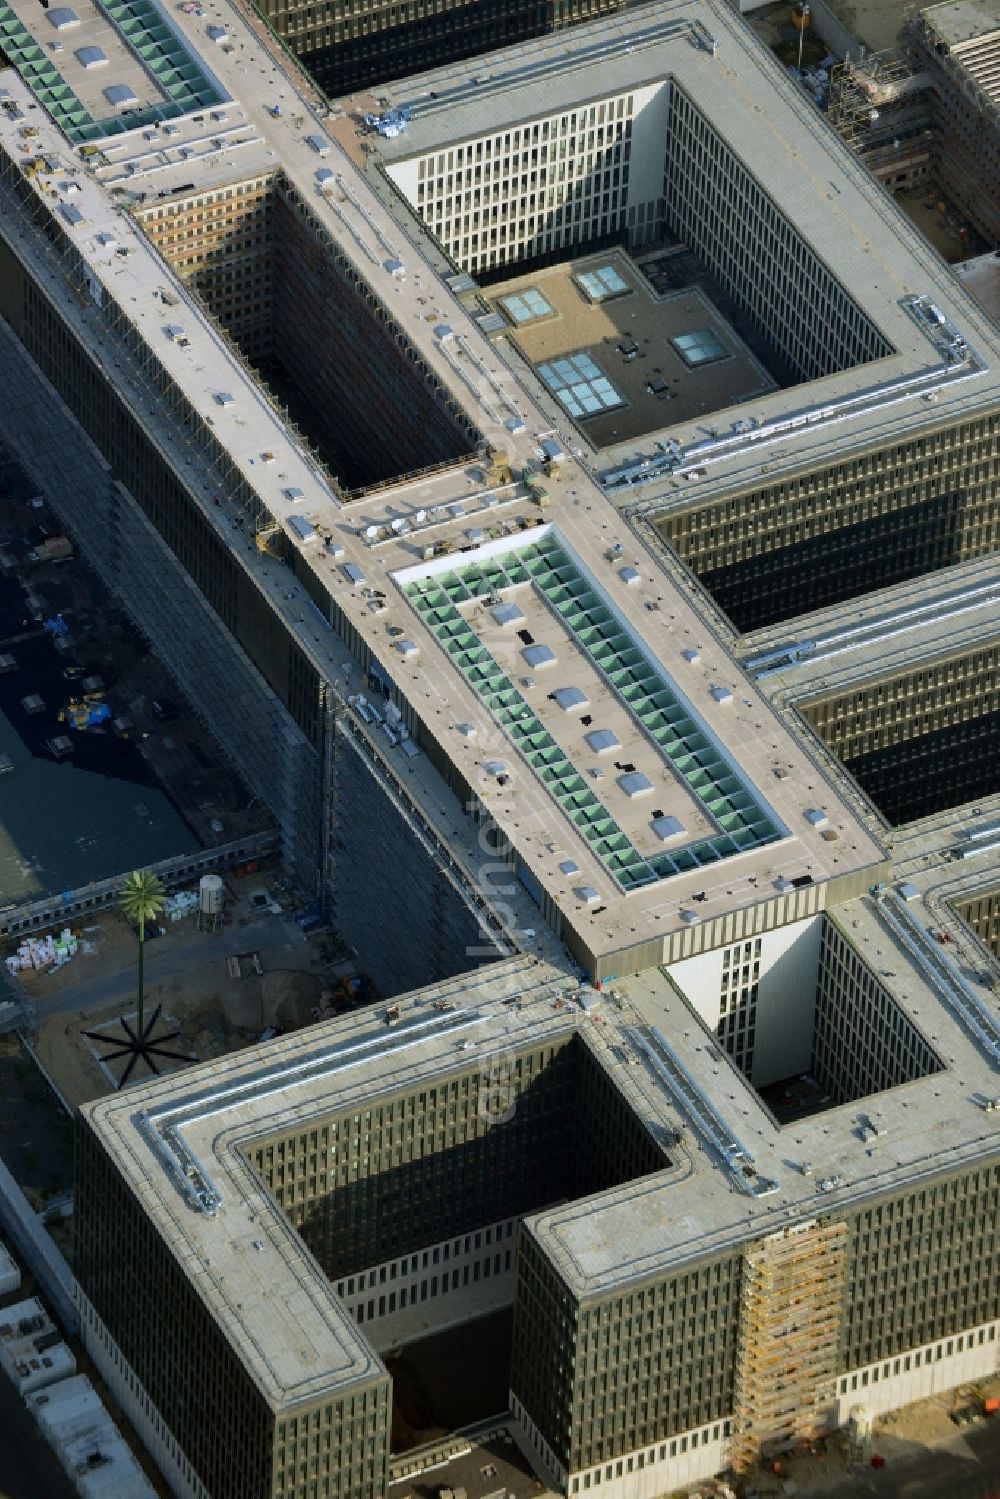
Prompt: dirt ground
<box><xmin>745</xmin><ymin>0</ymin><xmax>913</xmax><ymax>58</ymax></box>
<box><xmin>9</xmin><ymin>881</ymin><xmax>359</xmax><ymax>1108</ymax></box>
<box><xmin>818</xmin><ymin>0</ymin><xmax>915</xmax><ymax>56</ymax></box>
<box><xmin>893</xmin><ymin>185</ymin><xmax>980</xmax><ymax>263</ymax></box>
<box><xmin>727</xmin><ymin>1374</ymin><xmax>1000</xmax><ymax>1497</ymax></box>
<box><xmin>30</xmin><ymin>961</ymin><xmax>325</xmax><ymax>1105</ymax></box>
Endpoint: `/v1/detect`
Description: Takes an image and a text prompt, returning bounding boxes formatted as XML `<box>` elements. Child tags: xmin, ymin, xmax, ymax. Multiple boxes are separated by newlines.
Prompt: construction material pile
<box><xmin>5</xmin><ymin>928</ymin><xmax>78</xmax><ymax>974</ymax></box>
<box><xmin>164</xmin><ymin>889</ymin><xmax>199</xmax><ymax>921</ymax></box>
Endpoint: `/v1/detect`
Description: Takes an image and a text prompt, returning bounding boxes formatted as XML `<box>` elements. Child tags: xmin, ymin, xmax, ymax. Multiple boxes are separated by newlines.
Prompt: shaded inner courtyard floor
<box><xmin>389</xmin><ymin>1307</ymin><xmax>513</xmax><ymax>1453</ymax></box>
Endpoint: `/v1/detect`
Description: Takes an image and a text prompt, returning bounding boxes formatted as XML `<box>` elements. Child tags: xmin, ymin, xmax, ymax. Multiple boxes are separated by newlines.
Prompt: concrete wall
<box><xmin>334</xmin><ymin>1215</ymin><xmax>516</xmax><ymax>1352</ymax></box>
<box><xmin>665</xmin><ymin>915</ymin><xmax>822</xmax><ymax>1086</ymax></box>
<box><xmin>751</xmin><ymin>916</ymin><xmax>823</xmax><ymax>1087</ymax></box>
<box><xmin>625</xmin><ymin>80</ymin><xmax>670</xmax><ymax>243</ymax></box>
<box><xmin>330</xmin><ymin>722</ymin><xmax>504</xmax><ymax>996</ymax></box>
<box><xmin>832</xmin><ymin>1315</ymin><xmax>1000</xmax><ymax>1424</ymax></box>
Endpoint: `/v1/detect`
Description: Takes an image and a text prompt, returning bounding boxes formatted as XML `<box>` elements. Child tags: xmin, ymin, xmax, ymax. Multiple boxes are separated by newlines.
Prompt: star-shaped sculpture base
<box><xmin>82</xmin><ymin>1003</ymin><xmax>197</xmax><ymax>1089</ymax></box>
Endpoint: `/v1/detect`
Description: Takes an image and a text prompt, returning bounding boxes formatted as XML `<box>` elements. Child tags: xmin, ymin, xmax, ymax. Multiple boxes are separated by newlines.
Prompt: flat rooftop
<box><xmin>0</xmin><ymin>42</ymin><xmax>888</xmax><ymax>972</ymax></box>
<box><xmin>488</xmin><ymin>252</ymin><xmax>775</xmax><ymax>445</ymax></box>
<box><xmin>84</xmin><ymin>877</ymin><xmax>1000</xmax><ymax>1402</ymax></box>
<box><xmin>921</xmin><ymin>0</ymin><xmax>1000</xmax><ymax>49</ymax></box>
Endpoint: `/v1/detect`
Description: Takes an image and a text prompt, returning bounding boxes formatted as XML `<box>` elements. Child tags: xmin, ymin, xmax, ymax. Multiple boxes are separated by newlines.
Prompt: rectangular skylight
<box><xmin>575</xmin><ymin>265</ymin><xmax>631</xmax><ymax>302</ymax></box>
<box><xmin>536</xmin><ymin>353</ymin><xmax>624</xmax><ymax>420</ymax></box>
<box><xmin>401</xmin><ymin>533</ymin><xmax>782</xmax><ymax>892</ymax></box>
<box><xmin>499</xmin><ymin>288</ymin><xmax>553</xmax><ymax>325</ymax></box>
<box><xmin>671</xmin><ymin>328</ymin><xmax>728</xmax><ymax>366</ymax></box>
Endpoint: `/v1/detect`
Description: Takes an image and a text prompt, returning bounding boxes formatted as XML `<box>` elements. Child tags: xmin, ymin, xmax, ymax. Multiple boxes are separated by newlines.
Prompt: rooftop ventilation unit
<box><xmin>490</xmin><ymin>602</ymin><xmax>524</xmax><ymax>628</ymax></box>
<box><xmin>575</xmin><ymin>886</ymin><xmax>600</xmax><ymax>905</ymax></box>
<box><xmin>522</xmin><ymin>644</ymin><xmax>556</xmax><ymax>669</ymax></box>
<box><xmin>553</xmin><ymin>686</ymin><xmax>588</xmax><ymax>712</ymax></box>
<box><xmin>585</xmin><ymin>729</ymin><xmax>620</xmax><ymax>754</ymax></box>
<box><xmin>287</xmin><ymin>515</ymin><xmax>316</xmax><ymax>544</ymax></box>
<box><xmin>619</xmin><ymin>771</ymin><xmax>654</xmax><ymax>798</ymax></box>
<box><xmin>651</xmin><ymin>815</ymin><xmax>685</xmax><ymax>842</ymax></box>
<box><xmin>104</xmin><ymin>84</ymin><xmax>137</xmax><ymax>107</ymax></box>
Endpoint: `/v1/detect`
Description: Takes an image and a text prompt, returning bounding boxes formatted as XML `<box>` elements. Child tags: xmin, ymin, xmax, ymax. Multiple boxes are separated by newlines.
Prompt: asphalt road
<box><xmin>805</xmin><ymin>1419</ymin><xmax>1000</xmax><ymax>1499</ymax></box>
<box><xmin>28</xmin><ymin>911</ymin><xmax>296</xmax><ymax>1022</ymax></box>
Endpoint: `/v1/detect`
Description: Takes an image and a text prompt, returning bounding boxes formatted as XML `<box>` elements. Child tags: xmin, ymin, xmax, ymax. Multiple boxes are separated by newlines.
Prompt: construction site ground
<box><xmin>715</xmin><ymin>1376</ymin><xmax>1000</xmax><ymax>1499</ymax></box>
<box><xmin>0</xmin><ymin>440</ymin><xmax>273</xmax><ymax>908</ymax></box>
<box><xmin>15</xmin><ymin>888</ymin><xmax>360</xmax><ymax>1112</ymax></box>
<box><xmin>814</xmin><ymin>0</ymin><xmax>916</xmax><ymax>58</ymax></box>
<box><xmin>742</xmin><ymin>0</ymin><xmax>913</xmax><ymax>60</ymax></box>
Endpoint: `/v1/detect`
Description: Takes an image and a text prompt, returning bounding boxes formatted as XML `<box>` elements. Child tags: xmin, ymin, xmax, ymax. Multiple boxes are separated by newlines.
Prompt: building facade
<box><xmin>257</xmin><ymin>0</ymin><xmax>626</xmax><ymax>99</ymax></box>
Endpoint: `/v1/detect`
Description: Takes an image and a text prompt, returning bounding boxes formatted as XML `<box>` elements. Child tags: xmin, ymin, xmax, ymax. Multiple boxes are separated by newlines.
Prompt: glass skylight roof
<box><xmin>0</xmin><ymin>0</ymin><xmax>224</xmax><ymax>143</ymax></box>
<box><xmin>575</xmin><ymin>264</ymin><xmax>631</xmax><ymax>302</ymax></box>
<box><xmin>402</xmin><ymin>533</ymin><xmax>781</xmax><ymax>892</ymax></box>
<box><xmin>671</xmin><ymin>328</ymin><xmax>729</xmax><ymax>366</ymax></box>
<box><xmin>498</xmin><ymin>288</ymin><xmax>554</xmax><ymax>325</ymax></box>
<box><xmin>536</xmin><ymin>352</ymin><xmax>624</xmax><ymax>419</ymax></box>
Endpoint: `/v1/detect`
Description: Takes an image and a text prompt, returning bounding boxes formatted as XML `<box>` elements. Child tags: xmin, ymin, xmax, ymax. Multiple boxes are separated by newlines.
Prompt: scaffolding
<box><xmin>828</xmin><ymin>50</ymin><xmax>933</xmax><ymax>186</ymax></box>
<box><xmin>730</xmin><ymin>1218</ymin><xmax>848</xmax><ymax>1475</ymax></box>
<box><xmin>905</xmin><ymin>8</ymin><xmax>1000</xmax><ymax>243</ymax></box>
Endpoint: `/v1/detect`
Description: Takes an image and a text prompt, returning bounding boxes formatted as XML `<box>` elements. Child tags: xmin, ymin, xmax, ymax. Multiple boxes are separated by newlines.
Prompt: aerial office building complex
<box><xmin>374</xmin><ymin>14</ymin><xmax>1000</xmax><ymax>630</ymax></box>
<box><xmin>0</xmin><ymin>0</ymin><xmax>995</xmax><ymax>1495</ymax></box>
<box><xmin>78</xmin><ymin>925</ymin><xmax>1000</xmax><ymax>1499</ymax></box>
